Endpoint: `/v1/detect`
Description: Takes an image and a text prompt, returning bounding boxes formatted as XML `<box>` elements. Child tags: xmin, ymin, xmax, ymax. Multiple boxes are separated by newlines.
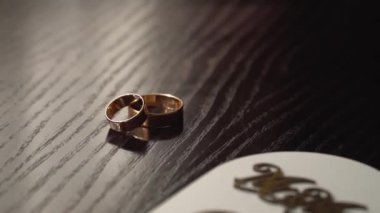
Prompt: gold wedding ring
<box><xmin>105</xmin><ymin>93</ymin><xmax>147</xmax><ymax>132</ymax></box>
<box><xmin>129</xmin><ymin>93</ymin><xmax>183</xmax><ymax>128</ymax></box>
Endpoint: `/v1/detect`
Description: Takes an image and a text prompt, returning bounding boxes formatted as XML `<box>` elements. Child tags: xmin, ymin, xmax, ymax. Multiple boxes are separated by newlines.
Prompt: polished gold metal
<box><xmin>105</xmin><ymin>93</ymin><xmax>147</xmax><ymax>132</ymax></box>
<box><xmin>129</xmin><ymin>93</ymin><xmax>184</xmax><ymax>128</ymax></box>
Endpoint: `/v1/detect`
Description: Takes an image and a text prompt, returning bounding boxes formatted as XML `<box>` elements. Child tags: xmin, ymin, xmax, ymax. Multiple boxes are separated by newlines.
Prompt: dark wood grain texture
<box><xmin>0</xmin><ymin>0</ymin><xmax>379</xmax><ymax>212</ymax></box>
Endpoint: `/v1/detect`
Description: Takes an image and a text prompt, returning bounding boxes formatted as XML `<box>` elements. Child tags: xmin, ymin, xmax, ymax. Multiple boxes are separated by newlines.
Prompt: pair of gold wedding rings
<box><xmin>105</xmin><ymin>93</ymin><xmax>183</xmax><ymax>133</ymax></box>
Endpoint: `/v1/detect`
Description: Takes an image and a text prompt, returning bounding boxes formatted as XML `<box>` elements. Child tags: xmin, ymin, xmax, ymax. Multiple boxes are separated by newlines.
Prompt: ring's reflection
<box><xmin>106</xmin><ymin>121</ymin><xmax>183</xmax><ymax>153</ymax></box>
<box><xmin>106</xmin><ymin>129</ymin><xmax>148</xmax><ymax>153</ymax></box>
<box><xmin>147</xmin><ymin>121</ymin><xmax>183</xmax><ymax>140</ymax></box>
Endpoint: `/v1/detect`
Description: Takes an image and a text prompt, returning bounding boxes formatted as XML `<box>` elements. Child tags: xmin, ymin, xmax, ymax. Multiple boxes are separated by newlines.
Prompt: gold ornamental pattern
<box><xmin>234</xmin><ymin>163</ymin><xmax>367</xmax><ymax>213</ymax></box>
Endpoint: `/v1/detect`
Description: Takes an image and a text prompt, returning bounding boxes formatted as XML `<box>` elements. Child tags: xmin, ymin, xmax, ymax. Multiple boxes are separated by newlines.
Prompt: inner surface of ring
<box><xmin>107</xmin><ymin>95</ymin><xmax>143</xmax><ymax>122</ymax></box>
<box><xmin>136</xmin><ymin>95</ymin><xmax>181</xmax><ymax>115</ymax></box>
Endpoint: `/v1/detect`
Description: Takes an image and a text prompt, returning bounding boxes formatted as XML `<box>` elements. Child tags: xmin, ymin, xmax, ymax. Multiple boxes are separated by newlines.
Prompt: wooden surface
<box><xmin>0</xmin><ymin>0</ymin><xmax>379</xmax><ymax>212</ymax></box>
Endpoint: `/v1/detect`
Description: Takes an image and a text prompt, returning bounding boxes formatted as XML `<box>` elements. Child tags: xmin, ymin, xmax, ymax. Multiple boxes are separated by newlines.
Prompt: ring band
<box><xmin>105</xmin><ymin>93</ymin><xmax>147</xmax><ymax>132</ymax></box>
<box><xmin>129</xmin><ymin>93</ymin><xmax>183</xmax><ymax>128</ymax></box>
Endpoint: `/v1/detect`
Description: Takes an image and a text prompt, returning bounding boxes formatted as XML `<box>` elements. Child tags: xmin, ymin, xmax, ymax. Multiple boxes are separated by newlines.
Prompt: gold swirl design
<box><xmin>234</xmin><ymin>163</ymin><xmax>367</xmax><ymax>213</ymax></box>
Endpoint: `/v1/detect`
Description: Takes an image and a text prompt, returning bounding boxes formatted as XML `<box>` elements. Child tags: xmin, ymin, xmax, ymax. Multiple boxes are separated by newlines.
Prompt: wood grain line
<box><xmin>165</xmin><ymin>47</ymin><xmax>307</xmax><ymax>187</ymax></box>
<box><xmin>113</xmin><ymin>5</ymin><xmax>291</xmax><ymax>212</ymax></box>
<box><xmin>129</xmin><ymin>0</ymin><xmax>292</xmax><ymax>196</ymax></box>
<box><xmin>78</xmin><ymin>4</ymin><xmax>243</xmax><ymax>212</ymax></box>
<box><xmin>266</xmin><ymin>90</ymin><xmax>361</xmax><ymax>151</ymax></box>
<box><xmin>0</xmin><ymin>55</ymin><xmax>66</xmax><ymax>120</ymax></box>
<box><xmin>1</xmin><ymin>1</ymin><xmax>378</xmax><ymax>212</ymax></box>
<box><xmin>296</xmin><ymin>100</ymin><xmax>365</xmax><ymax>151</ymax></box>
<box><xmin>4</xmin><ymin>122</ymin><xmax>109</xmax><ymax>213</ymax></box>
<box><xmin>226</xmin><ymin>85</ymin><xmax>343</xmax><ymax>159</ymax></box>
<box><xmin>0</xmin><ymin>1</ymin><xmax>137</xmax><ymax>72</ymax></box>
<box><xmin>166</xmin><ymin>42</ymin><xmax>287</xmax><ymax>185</ymax></box>
<box><xmin>0</xmin><ymin>1</ymin><xmax>149</xmax><ymax>129</ymax></box>
<box><xmin>165</xmin><ymin>80</ymin><xmax>341</xmax><ymax>197</ymax></box>
<box><xmin>68</xmin><ymin>3</ymin><xmax>270</xmax><ymax>211</ymax></box>
<box><xmin>0</xmin><ymin>4</ymin><xmax>157</xmax><ymax>175</ymax></box>
<box><xmin>0</xmin><ymin>44</ymin><xmax>149</xmax><ymax>192</ymax></box>
<box><xmin>62</xmin><ymin>146</ymin><xmax>119</xmax><ymax>213</ymax></box>
<box><xmin>183</xmin><ymin>47</ymin><xmax>294</xmax><ymax>170</ymax></box>
<box><xmin>0</xmin><ymin>51</ymin><xmax>150</xmax><ymax>195</ymax></box>
<box><xmin>0</xmin><ymin>2</ymin><xmax>217</xmax><ymax>200</ymax></box>
<box><xmin>3</xmin><ymin>53</ymin><xmax>149</xmax><ymax>194</ymax></box>
<box><xmin>40</xmin><ymin>5</ymin><xmax>246</xmax><ymax>206</ymax></box>
<box><xmin>314</xmin><ymin>110</ymin><xmax>371</xmax><ymax>152</ymax></box>
<box><xmin>147</xmin><ymin>1</ymin><xmax>245</xmax><ymax>91</ymax></box>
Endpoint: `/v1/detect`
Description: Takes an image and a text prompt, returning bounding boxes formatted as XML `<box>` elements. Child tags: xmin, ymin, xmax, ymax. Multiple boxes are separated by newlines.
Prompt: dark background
<box><xmin>0</xmin><ymin>0</ymin><xmax>379</xmax><ymax>212</ymax></box>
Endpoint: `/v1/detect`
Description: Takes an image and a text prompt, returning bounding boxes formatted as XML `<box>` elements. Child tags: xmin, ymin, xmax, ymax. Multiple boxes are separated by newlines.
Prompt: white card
<box><xmin>152</xmin><ymin>152</ymin><xmax>380</xmax><ymax>213</ymax></box>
